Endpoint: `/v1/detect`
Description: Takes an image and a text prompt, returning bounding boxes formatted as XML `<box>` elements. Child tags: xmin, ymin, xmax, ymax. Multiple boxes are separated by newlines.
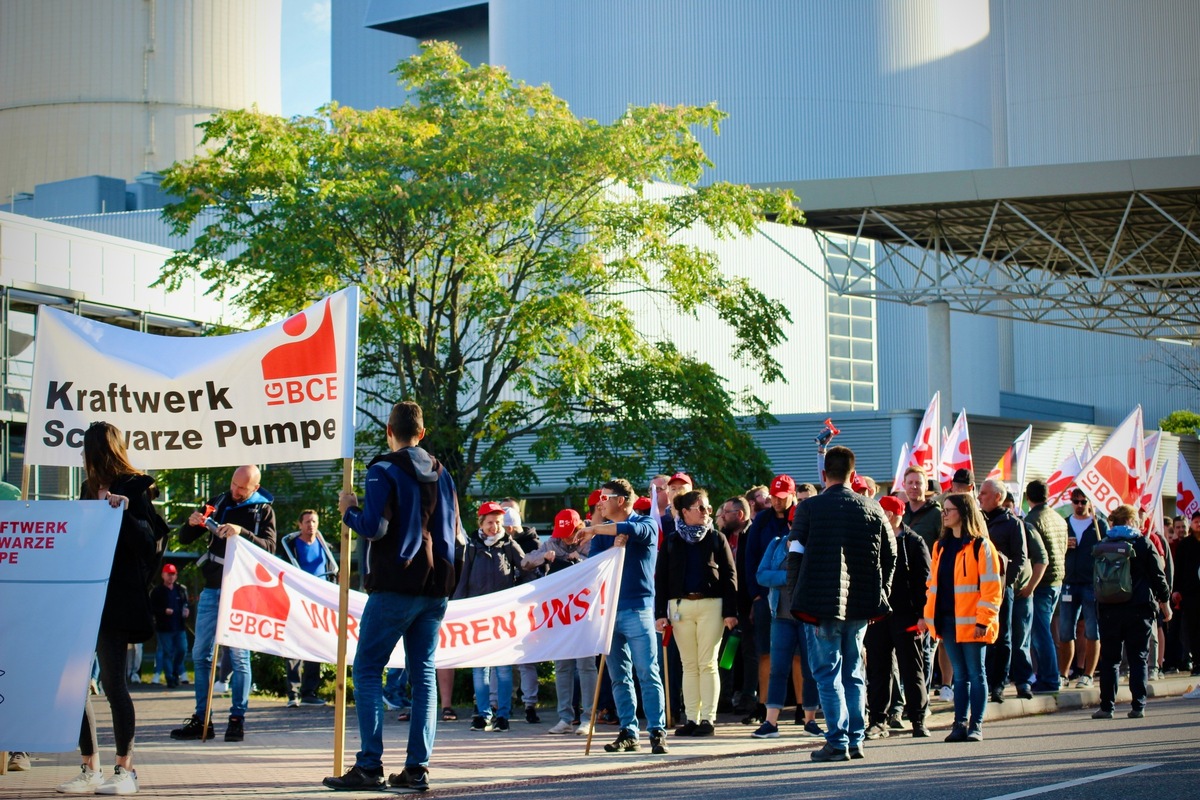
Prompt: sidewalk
<box><xmin>3</xmin><ymin>674</ymin><xmax>1197</xmax><ymax>798</ymax></box>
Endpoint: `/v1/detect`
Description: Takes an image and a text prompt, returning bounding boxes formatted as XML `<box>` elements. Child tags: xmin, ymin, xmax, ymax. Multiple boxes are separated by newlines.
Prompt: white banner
<box><xmin>1178</xmin><ymin>452</ymin><xmax>1200</xmax><ymax>519</ymax></box>
<box><xmin>25</xmin><ymin>288</ymin><xmax>359</xmax><ymax>469</ymax></box>
<box><xmin>216</xmin><ymin>537</ymin><xmax>624</xmax><ymax>668</ymax></box>
<box><xmin>0</xmin><ymin>501</ymin><xmax>122</xmax><ymax>752</ymax></box>
<box><xmin>937</xmin><ymin>409</ymin><xmax>973</xmax><ymax>491</ymax></box>
<box><xmin>906</xmin><ymin>392</ymin><xmax>941</xmax><ymax>478</ymax></box>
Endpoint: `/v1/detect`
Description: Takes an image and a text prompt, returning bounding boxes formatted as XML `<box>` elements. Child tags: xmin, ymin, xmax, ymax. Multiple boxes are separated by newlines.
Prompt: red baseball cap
<box><xmin>667</xmin><ymin>472</ymin><xmax>692</xmax><ymax>487</ymax></box>
<box><xmin>477</xmin><ymin>501</ymin><xmax>505</xmax><ymax>518</ymax></box>
<box><xmin>587</xmin><ymin>489</ymin><xmax>602</xmax><ymax>508</ymax></box>
<box><xmin>879</xmin><ymin>495</ymin><xmax>905</xmax><ymax>516</ymax></box>
<box><xmin>553</xmin><ymin>509</ymin><xmax>582</xmax><ymax>539</ymax></box>
<box><xmin>162</xmin><ymin>563</ymin><xmax>177</xmax><ymax>574</ymax></box>
<box><xmin>850</xmin><ymin>474</ymin><xmax>870</xmax><ymax>494</ymax></box>
<box><xmin>633</xmin><ymin>496</ymin><xmax>652</xmax><ymax>513</ymax></box>
<box><xmin>770</xmin><ymin>475</ymin><xmax>795</xmax><ymax>497</ymax></box>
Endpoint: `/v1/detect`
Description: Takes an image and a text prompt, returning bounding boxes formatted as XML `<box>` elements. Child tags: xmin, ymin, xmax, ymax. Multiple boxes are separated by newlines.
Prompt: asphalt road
<box><xmin>464</xmin><ymin>696</ymin><xmax>1200</xmax><ymax>800</ymax></box>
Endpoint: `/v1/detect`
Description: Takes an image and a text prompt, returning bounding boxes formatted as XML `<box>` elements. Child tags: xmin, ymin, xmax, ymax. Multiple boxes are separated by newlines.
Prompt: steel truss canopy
<box><xmin>761</xmin><ymin>155</ymin><xmax>1200</xmax><ymax>343</ymax></box>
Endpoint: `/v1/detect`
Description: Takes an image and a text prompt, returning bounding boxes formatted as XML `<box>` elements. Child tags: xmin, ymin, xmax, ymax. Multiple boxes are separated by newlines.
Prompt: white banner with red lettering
<box><xmin>1077</xmin><ymin>406</ymin><xmax>1145</xmax><ymax>516</ymax></box>
<box><xmin>0</xmin><ymin>501</ymin><xmax>122</xmax><ymax>752</ymax></box>
<box><xmin>1048</xmin><ymin>448</ymin><xmax>1083</xmax><ymax>510</ymax></box>
<box><xmin>25</xmin><ymin>288</ymin><xmax>358</xmax><ymax>469</ymax></box>
<box><xmin>215</xmin><ymin>537</ymin><xmax>624</xmax><ymax>667</ymax></box>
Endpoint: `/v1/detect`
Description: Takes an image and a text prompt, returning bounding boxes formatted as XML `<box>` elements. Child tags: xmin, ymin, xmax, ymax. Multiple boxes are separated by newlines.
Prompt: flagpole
<box><xmin>333</xmin><ymin>457</ymin><xmax>354</xmax><ymax>775</ymax></box>
<box><xmin>201</xmin><ymin>643</ymin><xmax>220</xmax><ymax>742</ymax></box>
<box><xmin>584</xmin><ymin>654</ymin><xmax>607</xmax><ymax>755</ymax></box>
<box><xmin>2</xmin><ymin>467</ymin><xmax>33</xmax><ymax>772</ymax></box>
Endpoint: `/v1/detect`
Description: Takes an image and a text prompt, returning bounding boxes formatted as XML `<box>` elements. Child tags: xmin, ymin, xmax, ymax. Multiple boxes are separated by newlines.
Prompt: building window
<box><xmin>824</xmin><ymin>236</ymin><xmax>877</xmax><ymax>412</ymax></box>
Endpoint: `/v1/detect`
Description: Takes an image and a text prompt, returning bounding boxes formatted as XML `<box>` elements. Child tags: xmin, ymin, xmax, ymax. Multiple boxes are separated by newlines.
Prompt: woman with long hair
<box><xmin>57</xmin><ymin>422</ymin><xmax>167</xmax><ymax>796</ymax></box>
<box><xmin>654</xmin><ymin>488</ymin><xmax>738</xmax><ymax>737</ymax></box>
<box><xmin>918</xmin><ymin>491</ymin><xmax>1002</xmax><ymax>743</ymax></box>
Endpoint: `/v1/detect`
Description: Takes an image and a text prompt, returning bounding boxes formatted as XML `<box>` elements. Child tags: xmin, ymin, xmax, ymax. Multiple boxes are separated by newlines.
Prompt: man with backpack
<box><xmin>1090</xmin><ymin>504</ymin><xmax>1171</xmax><ymax>720</ymax></box>
<box><xmin>323</xmin><ymin>401</ymin><xmax>462</xmax><ymax>792</ymax></box>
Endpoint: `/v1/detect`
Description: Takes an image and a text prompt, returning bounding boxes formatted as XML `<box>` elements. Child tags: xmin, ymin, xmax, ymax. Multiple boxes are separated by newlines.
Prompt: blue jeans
<box><xmin>384</xmin><ymin>668</ymin><xmax>411</xmax><ymax>711</ymax></box>
<box><xmin>555</xmin><ymin>656</ymin><xmax>598</xmax><ymax>724</ymax></box>
<box><xmin>353</xmin><ymin>592</ymin><xmax>447</xmax><ymax>771</ymax></box>
<box><xmin>606</xmin><ymin>607</ymin><xmax>666</xmax><ymax>737</ymax></box>
<box><xmin>803</xmin><ymin>620</ymin><xmax>867</xmax><ymax>750</ymax></box>
<box><xmin>158</xmin><ymin>630</ymin><xmax>188</xmax><ymax>686</ymax></box>
<box><xmin>766</xmin><ymin>617</ymin><xmax>818</xmax><ymax>710</ymax></box>
<box><xmin>1009</xmin><ymin>592</ymin><xmax>1035</xmax><ymax>687</ymax></box>
<box><xmin>1031</xmin><ymin>585</ymin><xmax>1062</xmax><ymax>690</ymax></box>
<box><xmin>985</xmin><ymin>585</ymin><xmax>1014</xmax><ymax>692</ymax></box>
<box><xmin>192</xmin><ymin>588</ymin><xmax>251</xmax><ymax>719</ymax></box>
<box><xmin>939</xmin><ymin>616</ymin><xmax>988</xmax><ymax>730</ymax></box>
<box><xmin>472</xmin><ymin>666</ymin><xmax>513</xmax><ymax>719</ymax></box>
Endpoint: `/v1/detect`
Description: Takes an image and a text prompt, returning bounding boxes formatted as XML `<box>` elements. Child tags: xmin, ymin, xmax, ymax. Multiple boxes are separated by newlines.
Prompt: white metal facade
<box><xmin>0</xmin><ymin>0</ymin><xmax>282</xmax><ymax>202</ymax></box>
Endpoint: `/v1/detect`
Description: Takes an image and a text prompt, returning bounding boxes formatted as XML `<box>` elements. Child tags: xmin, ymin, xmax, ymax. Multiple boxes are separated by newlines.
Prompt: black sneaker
<box><xmin>912</xmin><ymin>721</ymin><xmax>931</xmax><ymax>738</ymax></box>
<box><xmin>1016</xmin><ymin>685</ymin><xmax>1033</xmax><ymax>699</ymax></box>
<box><xmin>674</xmin><ymin>720</ymin><xmax>698</xmax><ymax>736</ymax></box>
<box><xmin>1128</xmin><ymin>707</ymin><xmax>1145</xmax><ymax>719</ymax></box>
<box><xmin>650</xmin><ymin>728</ymin><xmax>669</xmax><ymax>754</ymax></box>
<box><xmin>323</xmin><ymin>765</ymin><xmax>384</xmax><ymax>791</ymax></box>
<box><xmin>693</xmin><ymin>720</ymin><xmax>715</xmax><ymax>737</ymax></box>
<box><xmin>525</xmin><ymin>705</ymin><xmax>540</xmax><ymax>724</ymax></box>
<box><xmin>225</xmin><ymin>715</ymin><xmax>244</xmax><ymax>742</ymax></box>
<box><xmin>169</xmin><ymin>715</ymin><xmax>214</xmax><ymax>741</ymax></box>
<box><xmin>944</xmin><ymin>723</ymin><xmax>969</xmax><ymax>742</ymax></box>
<box><xmin>388</xmin><ymin>766</ymin><xmax>429</xmax><ymax>792</ymax></box>
<box><xmin>604</xmin><ymin>730</ymin><xmax>640</xmax><ymax>753</ymax></box>
<box><xmin>849</xmin><ymin>745</ymin><xmax>865</xmax><ymax>760</ymax></box>
<box><xmin>470</xmin><ymin>715</ymin><xmax>489</xmax><ymax>732</ymax></box>
<box><xmin>741</xmin><ymin>703</ymin><xmax>766</xmax><ymax>725</ymax></box>
<box><xmin>810</xmin><ymin>743</ymin><xmax>849</xmax><ymax>762</ymax></box>
<box><xmin>492</xmin><ymin>716</ymin><xmax>510</xmax><ymax>732</ymax></box>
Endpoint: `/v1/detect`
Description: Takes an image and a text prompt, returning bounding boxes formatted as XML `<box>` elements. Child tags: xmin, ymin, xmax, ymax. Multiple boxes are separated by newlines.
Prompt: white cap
<box><xmin>502</xmin><ymin>507</ymin><xmax>522</xmax><ymax>528</ymax></box>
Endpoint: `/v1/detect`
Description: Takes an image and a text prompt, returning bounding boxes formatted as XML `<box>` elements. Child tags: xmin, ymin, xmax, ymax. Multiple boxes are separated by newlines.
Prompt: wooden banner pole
<box><xmin>332</xmin><ymin>457</ymin><xmax>354</xmax><ymax>775</ymax></box>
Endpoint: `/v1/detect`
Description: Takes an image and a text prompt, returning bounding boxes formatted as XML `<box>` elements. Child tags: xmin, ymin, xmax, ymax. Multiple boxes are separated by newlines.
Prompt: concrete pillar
<box><xmin>927</xmin><ymin>300</ymin><xmax>951</xmax><ymax>426</ymax></box>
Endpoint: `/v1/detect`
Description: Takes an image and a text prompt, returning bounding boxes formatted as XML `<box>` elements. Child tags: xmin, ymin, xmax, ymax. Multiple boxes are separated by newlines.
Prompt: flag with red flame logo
<box><xmin>1076</xmin><ymin>407</ymin><xmax>1145</xmax><ymax>516</ymax></box>
<box><xmin>906</xmin><ymin>393</ymin><xmax>941</xmax><ymax>478</ymax></box>
<box><xmin>937</xmin><ymin>410</ymin><xmax>973</xmax><ymax>491</ymax></box>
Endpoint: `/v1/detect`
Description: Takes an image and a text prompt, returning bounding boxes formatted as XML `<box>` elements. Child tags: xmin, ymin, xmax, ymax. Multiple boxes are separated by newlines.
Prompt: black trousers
<box><xmin>1097</xmin><ymin>603</ymin><xmax>1153</xmax><ymax>711</ymax></box>
<box><xmin>1181</xmin><ymin>595</ymin><xmax>1200</xmax><ymax>672</ymax></box>
<box><xmin>80</xmin><ymin>631</ymin><xmax>136</xmax><ymax>758</ymax></box>
<box><xmin>287</xmin><ymin>659</ymin><xmax>323</xmax><ymax>700</ymax></box>
<box><xmin>865</xmin><ymin>617</ymin><xmax>927</xmax><ymax>724</ymax></box>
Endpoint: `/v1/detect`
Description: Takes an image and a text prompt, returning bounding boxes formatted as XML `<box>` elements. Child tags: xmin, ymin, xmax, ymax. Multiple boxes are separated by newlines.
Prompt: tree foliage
<box><xmin>159</xmin><ymin>41</ymin><xmax>800</xmax><ymax>499</ymax></box>
<box><xmin>1160</xmin><ymin>410</ymin><xmax>1200</xmax><ymax>437</ymax></box>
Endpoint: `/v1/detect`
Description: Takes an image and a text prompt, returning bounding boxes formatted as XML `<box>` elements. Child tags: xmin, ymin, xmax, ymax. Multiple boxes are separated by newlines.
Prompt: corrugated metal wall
<box><xmin>0</xmin><ymin>0</ymin><xmax>282</xmax><ymax>199</ymax></box>
<box><xmin>1001</xmin><ymin>0</ymin><xmax>1200</xmax><ymax>166</ymax></box>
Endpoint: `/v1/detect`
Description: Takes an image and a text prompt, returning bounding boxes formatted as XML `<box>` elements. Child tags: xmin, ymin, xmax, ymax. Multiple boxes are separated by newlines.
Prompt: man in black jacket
<box><xmin>788</xmin><ymin>446</ymin><xmax>896</xmax><ymax>763</ymax></box>
<box><xmin>864</xmin><ymin>495</ymin><xmax>931</xmax><ymax>740</ymax></box>
<box><xmin>1091</xmin><ymin>505</ymin><xmax>1172</xmax><ymax>719</ymax></box>
<box><xmin>979</xmin><ymin>478</ymin><xmax>1028</xmax><ymax>703</ymax></box>
<box><xmin>170</xmin><ymin>464</ymin><xmax>276</xmax><ymax>744</ymax></box>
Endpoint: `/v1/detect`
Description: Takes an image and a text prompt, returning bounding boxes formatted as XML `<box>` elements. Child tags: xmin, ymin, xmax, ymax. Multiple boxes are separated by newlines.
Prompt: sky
<box><xmin>280</xmin><ymin>0</ymin><xmax>332</xmax><ymax>118</ymax></box>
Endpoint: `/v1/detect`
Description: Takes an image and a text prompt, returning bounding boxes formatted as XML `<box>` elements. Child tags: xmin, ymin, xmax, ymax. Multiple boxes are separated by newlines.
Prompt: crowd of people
<box><xmin>26</xmin><ymin>407</ymin><xmax>1200</xmax><ymax>794</ymax></box>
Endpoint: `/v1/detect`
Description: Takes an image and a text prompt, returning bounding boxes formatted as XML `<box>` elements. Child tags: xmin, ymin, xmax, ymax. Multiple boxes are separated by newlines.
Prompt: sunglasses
<box><xmin>1072</xmin><ymin>499</ymin><xmax>1088</xmax><ymax>506</ymax></box>
<box><xmin>599</xmin><ymin>493</ymin><xmax>627</xmax><ymax>502</ymax></box>
<box><xmin>689</xmin><ymin>505</ymin><xmax>712</xmax><ymax>513</ymax></box>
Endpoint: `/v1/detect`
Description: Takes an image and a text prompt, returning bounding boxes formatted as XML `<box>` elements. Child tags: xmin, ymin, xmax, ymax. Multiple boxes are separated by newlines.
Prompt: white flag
<box><xmin>1077</xmin><ymin>407</ymin><xmax>1145</xmax><ymax>516</ymax></box>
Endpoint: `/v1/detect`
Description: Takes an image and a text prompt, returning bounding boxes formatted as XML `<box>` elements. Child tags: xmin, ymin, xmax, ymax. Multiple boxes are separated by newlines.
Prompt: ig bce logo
<box><xmin>261</xmin><ymin>300</ymin><xmax>338</xmax><ymax>407</ymax></box>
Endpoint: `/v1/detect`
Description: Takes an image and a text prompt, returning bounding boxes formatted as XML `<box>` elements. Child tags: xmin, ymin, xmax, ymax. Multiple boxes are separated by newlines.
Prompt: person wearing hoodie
<box><xmin>1091</xmin><ymin>504</ymin><xmax>1172</xmax><ymax>720</ymax></box>
<box><xmin>454</xmin><ymin>501</ymin><xmax>527</xmax><ymax>733</ymax></box>
<box><xmin>170</xmin><ymin>464</ymin><xmax>276</xmax><ymax>745</ymax></box>
<box><xmin>324</xmin><ymin>401</ymin><xmax>461</xmax><ymax>793</ymax></box>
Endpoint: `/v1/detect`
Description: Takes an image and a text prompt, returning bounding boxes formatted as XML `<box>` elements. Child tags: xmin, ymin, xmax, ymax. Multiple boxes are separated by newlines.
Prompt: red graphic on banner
<box><xmin>1179</xmin><ymin>483</ymin><xmax>1197</xmax><ymax>517</ymax></box>
<box><xmin>228</xmin><ymin>563</ymin><xmax>290</xmax><ymax>641</ymax></box>
<box><xmin>261</xmin><ymin>300</ymin><xmax>339</xmax><ymax>406</ymax></box>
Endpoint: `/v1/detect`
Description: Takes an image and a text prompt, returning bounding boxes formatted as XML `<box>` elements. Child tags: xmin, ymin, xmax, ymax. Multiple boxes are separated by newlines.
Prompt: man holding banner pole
<box><xmin>170</xmin><ymin>465</ymin><xmax>276</xmax><ymax>743</ymax></box>
<box><xmin>324</xmin><ymin>401</ymin><xmax>461</xmax><ymax>793</ymax></box>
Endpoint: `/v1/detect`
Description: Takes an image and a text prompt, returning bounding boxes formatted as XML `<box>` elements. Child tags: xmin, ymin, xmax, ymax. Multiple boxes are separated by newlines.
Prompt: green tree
<box><xmin>159</xmin><ymin>42</ymin><xmax>800</xmax><ymax>498</ymax></box>
<box><xmin>1160</xmin><ymin>410</ymin><xmax>1200</xmax><ymax>436</ymax></box>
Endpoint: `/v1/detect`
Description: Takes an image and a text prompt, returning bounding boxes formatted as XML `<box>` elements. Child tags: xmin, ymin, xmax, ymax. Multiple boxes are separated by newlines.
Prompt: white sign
<box><xmin>0</xmin><ymin>501</ymin><xmax>122</xmax><ymax>752</ymax></box>
<box><xmin>216</xmin><ymin>537</ymin><xmax>624</xmax><ymax>668</ymax></box>
<box><xmin>25</xmin><ymin>288</ymin><xmax>359</xmax><ymax>469</ymax></box>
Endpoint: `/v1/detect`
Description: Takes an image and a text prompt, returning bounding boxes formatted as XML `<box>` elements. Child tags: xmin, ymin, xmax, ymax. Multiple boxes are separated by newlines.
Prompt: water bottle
<box><xmin>718</xmin><ymin>628</ymin><xmax>741</xmax><ymax>671</ymax></box>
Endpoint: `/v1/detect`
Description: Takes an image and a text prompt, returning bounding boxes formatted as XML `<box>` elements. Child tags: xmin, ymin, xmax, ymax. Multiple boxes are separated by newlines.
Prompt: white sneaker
<box><xmin>1075</xmin><ymin>675</ymin><xmax>1093</xmax><ymax>688</ymax></box>
<box><xmin>212</xmin><ymin>681</ymin><xmax>228</xmax><ymax>694</ymax></box>
<box><xmin>287</xmin><ymin>698</ymin><xmax>300</xmax><ymax>708</ymax></box>
<box><xmin>8</xmin><ymin>751</ymin><xmax>31</xmax><ymax>771</ymax></box>
<box><xmin>547</xmin><ymin>720</ymin><xmax>576</xmax><ymax>734</ymax></box>
<box><xmin>575</xmin><ymin>719</ymin><xmax>592</xmax><ymax>735</ymax></box>
<box><xmin>96</xmin><ymin>766</ymin><xmax>138</xmax><ymax>795</ymax></box>
<box><xmin>128</xmin><ymin>673</ymin><xmax>141</xmax><ymax>684</ymax></box>
<box><xmin>939</xmin><ymin>685</ymin><xmax>954</xmax><ymax>703</ymax></box>
<box><xmin>1183</xmin><ymin>684</ymin><xmax>1200</xmax><ymax>699</ymax></box>
<box><xmin>57</xmin><ymin>765</ymin><xmax>104</xmax><ymax>794</ymax></box>
<box><xmin>149</xmin><ymin>673</ymin><xmax>162</xmax><ymax>685</ymax></box>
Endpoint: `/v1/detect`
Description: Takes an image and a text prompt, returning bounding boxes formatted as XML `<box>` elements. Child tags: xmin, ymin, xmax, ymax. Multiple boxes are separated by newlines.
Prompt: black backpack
<box><xmin>1092</xmin><ymin>538</ymin><xmax>1135</xmax><ymax>603</ymax></box>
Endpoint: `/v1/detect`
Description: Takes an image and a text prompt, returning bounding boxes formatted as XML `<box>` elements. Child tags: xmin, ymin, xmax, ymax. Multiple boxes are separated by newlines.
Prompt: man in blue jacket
<box><xmin>323</xmin><ymin>401</ymin><xmax>461</xmax><ymax>793</ymax></box>
<box><xmin>585</xmin><ymin>478</ymin><xmax>669</xmax><ymax>755</ymax></box>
